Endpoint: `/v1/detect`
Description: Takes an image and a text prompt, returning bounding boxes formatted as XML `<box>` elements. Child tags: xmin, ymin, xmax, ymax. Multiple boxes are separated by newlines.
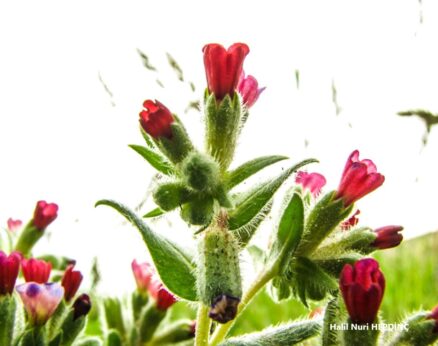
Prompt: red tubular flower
<box><xmin>428</xmin><ymin>305</ymin><xmax>438</xmax><ymax>333</ymax></box>
<box><xmin>336</xmin><ymin>150</ymin><xmax>385</xmax><ymax>207</ymax></box>
<box><xmin>295</xmin><ymin>171</ymin><xmax>327</xmax><ymax>197</ymax></box>
<box><xmin>372</xmin><ymin>225</ymin><xmax>403</xmax><ymax>249</ymax></box>
<box><xmin>7</xmin><ymin>218</ymin><xmax>22</xmax><ymax>232</ymax></box>
<box><xmin>61</xmin><ymin>264</ymin><xmax>83</xmax><ymax>302</ymax></box>
<box><xmin>22</xmin><ymin>258</ymin><xmax>52</xmax><ymax>283</ymax></box>
<box><xmin>340</xmin><ymin>258</ymin><xmax>385</xmax><ymax>324</ymax></box>
<box><xmin>139</xmin><ymin>100</ymin><xmax>174</xmax><ymax>139</ymax></box>
<box><xmin>73</xmin><ymin>293</ymin><xmax>92</xmax><ymax>320</ymax></box>
<box><xmin>237</xmin><ymin>72</ymin><xmax>265</xmax><ymax>108</ymax></box>
<box><xmin>341</xmin><ymin>210</ymin><xmax>361</xmax><ymax>230</ymax></box>
<box><xmin>33</xmin><ymin>200</ymin><xmax>58</xmax><ymax>231</ymax></box>
<box><xmin>131</xmin><ymin>259</ymin><xmax>154</xmax><ymax>293</ymax></box>
<box><xmin>0</xmin><ymin>251</ymin><xmax>21</xmax><ymax>295</ymax></box>
<box><xmin>148</xmin><ymin>278</ymin><xmax>177</xmax><ymax>311</ymax></box>
<box><xmin>203</xmin><ymin>43</ymin><xmax>250</xmax><ymax>100</ymax></box>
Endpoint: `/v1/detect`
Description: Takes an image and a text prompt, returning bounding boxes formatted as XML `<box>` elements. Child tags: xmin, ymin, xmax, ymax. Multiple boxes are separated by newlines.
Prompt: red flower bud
<box><xmin>0</xmin><ymin>251</ymin><xmax>21</xmax><ymax>295</ymax></box>
<box><xmin>22</xmin><ymin>258</ymin><xmax>52</xmax><ymax>283</ymax></box>
<box><xmin>33</xmin><ymin>201</ymin><xmax>58</xmax><ymax>231</ymax></box>
<box><xmin>336</xmin><ymin>150</ymin><xmax>385</xmax><ymax>207</ymax></box>
<box><xmin>428</xmin><ymin>305</ymin><xmax>438</xmax><ymax>333</ymax></box>
<box><xmin>237</xmin><ymin>72</ymin><xmax>265</xmax><ymax>108</ymax></box>
<box><xmin>372</xmin><ymin>225</ymin><xmax>403</xmax><ymax>249</ymax></box>
<box><xmin>131</xmin><ymin>259</ymin><xmax>154</xmax><ymax>293</ymax></box>
<box><xmin>148</xmin><ymin>278</ymin><xmax>177</xmax><ymax>311</ymax></box>
<box><xmin>203</xmin><ymin>43</ymin><xmax>249</xmax><ymax>100</ymax></box>
<box><xmin>295</xmin><ymin>171</ymin><xmax>326</xmax><ymax>197</ymax></box>
<box><xmin>340</xmin><ymin>258</ymin><xmax>385</xmax><ymax>324</ymax></box>
<box><xmin>61</xmin><ymin>264</ymin><xmax>83</xmax><ymax>302</ymax></box>
<box><xmin>341</xmin><ymin>210</ymin><xmax>361</xmax><ymax>230</ymax></box>
<box><xmin>139</xmin><ymin>100</ymin><xmax>174</xmax><ymax>139</ymax></box>
<box><xmin>73</xmin><ymin>293</ymin><xmax>92</xmax><ymax>320</ymax></box>
<box><xmin>7</xmin><ymin>218</ymin><xmax>22</xmax><ymax>232</ymax></box>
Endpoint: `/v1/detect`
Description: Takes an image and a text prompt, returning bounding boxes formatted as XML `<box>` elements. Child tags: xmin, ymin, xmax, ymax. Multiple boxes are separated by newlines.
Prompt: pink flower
<box><xmin>61</xmin><ymin>264</ymin><xmax>83</xmax><ymax>302</ymax></box>
<box><xmin>148</xmin><ymin>278</ymin><xmax>177</xmax><ymax>311</ymax></box>
<box><xmin>33</xmin><ymin>201</ymin><xmax>58</xmax><ymax>231</ymax></box>
<box><xmin>372</xmin><ymin>225</ymin><xmax>403</xmax><ymax>249</ymax></box>
<box><xmin>336</xmin><ymin>150</ymin><xmax>385</xmax><ymax>207</ymax></box>
<box><xmin>22</xmin><ymin>258</ymin><xmax>52</xmax><ymax>283</ymax></box>
<box><xmin>340</xmin><ymin>258</ymin><xmax>385</xmax><ymax>324</ymax></box>
<box><xmin>203</xmin><ymin>43</ymin><xmax>250</xmax><ymax>100</ymax></box>
<box><xmin>428</xmin><ymin>305</ymin><xmax>438</xmax><ymax>333</ymax></box>
<box><xmin>7</xmin><ymin>218</ymin><xmax>22</xmax><ymax>232</ymax></box>
<box><xmin>295</xmin><ymin>171</ymin><xmax>326</xmax><ymax>197</ymax></box>
<box><xmin>237</xmin><ymin>73</ymin><xmax>265</xmax><ymax>108</ymax></box>
<box><xmin>16</xmin><ymin>282</ymin><xmax>64</xmax><ymax>325</ymax></box>
<box><xmin>139</xmin><ymin>100</ymin><xmax>174</xmax><ymax>139</ymax></box>
<box><xmin>131</xmin><ymin>259</ymin><xmax>154</xmax><ymax>293</ymax></box>
<box><xmin>0</xmin><ymin>251</ymin><xmax>21</xmax><ymax>295</ymax></box>
<box><xmin>341</xmin><ymin>210</ymin><xmax>361</xmax><ymax>230</ymax></box>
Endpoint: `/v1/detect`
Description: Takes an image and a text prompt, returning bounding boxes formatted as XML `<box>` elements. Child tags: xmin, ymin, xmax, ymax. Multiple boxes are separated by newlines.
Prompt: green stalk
<box><xmin>195</xmin><ymin>304</ymin><xmax>211</xmax><ymax>346</ymax></box>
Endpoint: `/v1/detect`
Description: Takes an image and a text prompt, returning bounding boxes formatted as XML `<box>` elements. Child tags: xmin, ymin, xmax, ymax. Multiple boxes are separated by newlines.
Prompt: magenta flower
<box><xmin>0</xmin><ymin>251</ymin><xmax>21</xmax><ymax>295</ymax></box>
<box><xmin>295</xmin><ymin>171</ymin><xmax>327</xmax><ymax>197</ymax></box>
<box><xmin>428</xmin><ymin>305</ymin><xmax>438</xmax><ymax>333</ymax></box>
<box><xmin>73</xmin><ymin>293</ymin><xmax>92</xmax><ymax>320</ymax></box>
<box><xmin>237</xmin><ymin>72</ymin><xmax>265</xmax><ymax>108</ymax></box>
<box><xmin>203</xmin><ymin>43</ymin><xmax>250</xmax><ymax>100</ymax></box>
<box><xmin>61</xmin><ymin>264</ymin><xmax>83</xmax><ymax>302</ymax></box>
<box><xmin>16</xmin><ymin>282</ymin><xmax>64</xmax><ymax>325</ymax></box>
<box><xmin>340</xmin><ymin>258</ymin><xmax>385</xmax><ymax>324</ymax></box>
<box><xmin>341</xmin><ymin>209</ymin><xmax>361</xmax><ymax>230</ymax></box>
<box><xmin>22</xmin><ymin>258</ymin><xmax>52</xmax><ymax>284</ymax></box>
<box><xmin>33</xmin><ymin>201</ymin><xmax>58</xmax><ymax>231</ymax></box>
<box><xmin>372</xmin><ymin>225</ymin><xmax>403</xmax><ymax>249</ymax></box>
<box><xmin>148</xmin><ymin>278</ymin><xmax>177</xmax><ymax>311</ymax></box>
<box><xmin>139</xmin><ymin>100</ymin><xmax>175</xmax><ymax>139</ymax></box>
<box><xmin>132</xmin><ymin>259</ymin><xmax>154</xmax><ymax>293</ymax></box>
<box><xmin>336</xmin><ymin>150</ymin><xmax>385</xmax><ymax>207</ymax></box>
<box><xmin>7</xmin><ymin>218</ymin><xmax>22</xmax><ymax>232</ymax></box>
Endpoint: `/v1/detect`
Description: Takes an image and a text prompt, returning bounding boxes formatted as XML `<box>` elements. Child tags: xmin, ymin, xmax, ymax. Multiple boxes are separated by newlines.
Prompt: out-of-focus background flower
<box><xmin>1</xmin><ymin>0</ymin><xmax>437</xmax><ymax>316</ymax></box>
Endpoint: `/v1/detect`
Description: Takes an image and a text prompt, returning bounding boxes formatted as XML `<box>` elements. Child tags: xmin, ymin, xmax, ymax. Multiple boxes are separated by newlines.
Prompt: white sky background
<box><xmin>1</xmin><ymin>0</ymin><xmax>438</xmax><ymax>293</ymax></box>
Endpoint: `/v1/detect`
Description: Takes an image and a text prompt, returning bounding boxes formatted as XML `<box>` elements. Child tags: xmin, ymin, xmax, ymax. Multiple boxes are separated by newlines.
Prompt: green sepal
<box><xmin>270</xmin><ymin>276</ymin><xmax>292</xmax><ymax>302</ymax></box>
<box><xmin>132</xmin><ymin>291</ymin><xmax>148</xmax><ymax>321</ymax></box>
<box><xmin>232</xmin><ymin>200</ymin><xmax>272</xmax><ymax>248</ymax></box>
<box><xmin>290</xmin><ymin>257</ymin><xmax>338</xmax><ymax>307</ymax></box>
<box><xmin>295</xmin><ymin>191</ymin><xmax>354</xmax><ymax>257</ymax></box>
<box><xmin>140</xmin><ymin>125</ymin><xmax>157</xmax><ymax>149</ymax></box>
<box><xmin>181</xmin><ymin>152</ymin><xmax>220</xmax><ymax>193</ymax></box>
<box><xmin>48</xmin><ymin>332</ymin><xmax>62</xmax><ymax>346</ymax></box>
<box><xmin>129</xmin><ymin>144</ymin><xmax>174</xmax><ymax>176</ymax></box>
<box><xmin>312</xmin><ymin>228</ymin><xmax>377</xmax><ymax>260</ymax></box>
<box><xmin>228</xmin><ymin>158</ymin><xmax>317</xmax><ymax>231</ymax></box>
<box><xmin>56</xmin><ymin>310</ymin><xmax>87</xmax><ymax>346</ymax></box>
<box><xmin>96</xmin><ymin>200</ymin><xmax>197</xmax><ymax>301</ymax></box>
<box><xmin>149</xmin><ymin>319</ymin><xmax>194</xmax><ymax>345</ymax></box>
<box><xmin>180</xmin><ymin>196</ymin><xmax>214</xmax><ymax>226</ymax></box>
<box><xmin>218</xmin><ymin>320</ymin><xmax>321</xmax><ymax>346</ymax></box>
<box><xmin>46</xmin><ymin>300</ymin><xmax>67</xmax><ymax>341</ymax></box>
<box><xmin>388</xmin><ymin>312</ymin><xmax>438</xmax><ymax>346</ymax></box>
<box><xmin>0</xmin><ymin>295</ymin><xmax>16</xmax><ymax>346</ymax></box>
<box><xmin>342</xmin><ymin>318</ymin><xmax>380</xmax><ymax>346</ymax></box>
<box><xmin>143</xmin><ymin>207</ymin><xmax>165</xmax><ymax>218</ymax></box>
<box><xmin>138</xmin><ymin>303</ymin><xmax>166</xmax><ymax>343</ymax></box>
<box><xmin>313</xmin><ymin>253</ymin><xmax>361</xmax><ymax>278</ymax></box>
<box><xmin>14</xmin><ymin>221</ymin><xmax>44</xmax><ymax>256</ymax></box>
<box><xmin>225</xmin><ymin>155</ymin><xmax>288</xmax><ymax>190</ymax></box>
<box><xmin>156</xmin><ymin>121</ymin><xmax>194</xmax><ymax>164</ymax></box>
<box><xmin>205</xmin><ymin>92</ymin><xmax>241</xmax><ymax>170</ymax></box>
<box><xmin>103</xmin><ymin>298</ymin><xmax>125</xmax><ymax>339</ymax></box>
<box><xmin>322</xmin><ymin>297</ymin><xmax>343</xmax><ymax>346</ymax></box>
<box><xmin>105</xmin><ymin>329</ymin><xmax>123</xmax><ymax>346</ymax></box>
<box><xmin>74</xmin><ymin>337</ymin><xmax>102</xmax><ymax>346</ymax></box>
<box><xmin>153</xmin><ymin>182</ymin><xmax>192</xmax><ymax>212</ymax></box>
<box><xmin>268</xmin><ymin>193</ymin><xmax>304</xmax><ymax>274</ymax></box>
<box><xmin>18</xmin><ymin>327</ymin><xmax>46</xmax><ymax>346</ymax></box>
